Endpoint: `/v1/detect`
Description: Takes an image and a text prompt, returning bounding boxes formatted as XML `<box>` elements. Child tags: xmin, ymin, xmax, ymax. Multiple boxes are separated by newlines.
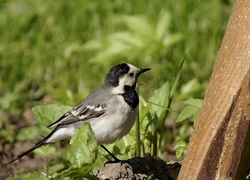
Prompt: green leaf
<box><xmin>176</xmin><ymin>98</ymin><xmax>203</xmax><ymax>122</ymax></box>
<box><xmin>148</xmin><ymin>81</ymin><xmax>170</xmax><ymax>122</ymax></box>
<box><xmin>152</xmin><ymin>112</ymin><xmax>159</xmax><ymax>127</ymax></box>
<box><xmin>163</xmin><ymin>33</ymin><xmax>183</xmax><ymax>48</ymax></box>
<box><xmin>180</xmin><ymin>79</ymin><xmax>201</xmax><ymax>97</ymax></box>
<box><xmin>32</xmin><ymin>104</ymin><xmax>72</xmax><ymax>127</ymax></box>
<box><xmin>69</xmin><ymin>122</ymin><xmax>98</xmax><ymax>169</ymax></box>
<box><xmin>53</xmin><ymin>166</ymin><xmax>99</xmax><ymax>179</ymax></box>
<box><xmin>34</xmin><ymin>146</ymin><xmax>57</xmax><ymax>156</ymax></box>
<box><xmin>0</xmin><ymin>92</ymin><xmax>19</xmax><ymax>110</ymax></box>
<box><xmin>121</xmin><ymin>15</ymin><xmax>154</xmax><ymax>37</ymax></box>
<box><xmin>174</xmin><ymin>140</ymin><xmax>187</xmax><ymax>158</ymax></box>
<box><xmin>111</xmin><ymin>32</ymin><xmax>144</xmax><ymax>48</ymax></box>
<box><xmin>53</xmin><ymin>123</ymin><xmax>98</xmax><ymax>178</ymax></box>
<box><xmin>183</xmin><ymin>98</ymin><xmax>203</xmax><ymax>107</ymax></box>
<box><xmin>0</xmin><ymin>128</ymin><xmax>14</xmax><ymax>142</ymax></box>
<box><xmin>16</xmin><ymin>126</ymin><xmax>43</xmax><ymax>141</ymax></box>
<box><xmin>156</xmin><ymin>10</ymin><xmax>170</xmax><ymax>40</ymax></box>
<box><xmin>192</xmin><ymin>110</ymin><xmax>200</xmax><ymax>122</ymax></box>
<box><xmin>19</xmin><ymin>171</ymin><xmax>44</xmax><ymax>180</ymax></box>
<box><xmin>176</xmin><ymin>105</ymin><xmax>200</xmax><ymax>122</ymax></box>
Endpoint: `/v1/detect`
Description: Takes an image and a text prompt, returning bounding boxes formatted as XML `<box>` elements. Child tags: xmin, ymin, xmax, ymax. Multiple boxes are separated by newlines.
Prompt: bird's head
<box><xmin>104</xmin><ymin>63</ymin><xmax>150</xmax><ymax>94</ymax></box>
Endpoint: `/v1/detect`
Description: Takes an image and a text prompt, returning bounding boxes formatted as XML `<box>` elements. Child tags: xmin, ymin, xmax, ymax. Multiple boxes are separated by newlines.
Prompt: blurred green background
<box><xmin>0</xmin><ymin>0</ymin><xmax>233</xmax><ymax>175</ymax></box>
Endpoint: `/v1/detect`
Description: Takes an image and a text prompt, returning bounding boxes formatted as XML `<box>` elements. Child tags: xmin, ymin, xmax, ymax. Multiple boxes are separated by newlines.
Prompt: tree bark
<box><xmin>177</xmin><ymin>0</ymin><xmax>250</xmax><ymax>179</ymax></box>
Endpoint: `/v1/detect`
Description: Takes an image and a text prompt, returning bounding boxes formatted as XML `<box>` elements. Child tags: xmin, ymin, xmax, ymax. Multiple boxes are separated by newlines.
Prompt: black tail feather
<box><xmin>3</xmin><ymin>140</ymin><xmax>46</xmax><ymax>167</ymax></box>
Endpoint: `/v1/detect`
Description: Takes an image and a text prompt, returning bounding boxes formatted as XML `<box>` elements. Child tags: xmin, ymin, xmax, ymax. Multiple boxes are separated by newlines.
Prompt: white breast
<box><xmin>89</xmin><ymin>97</ymin><xmax>138</xmax><ymax>145</ymax></box>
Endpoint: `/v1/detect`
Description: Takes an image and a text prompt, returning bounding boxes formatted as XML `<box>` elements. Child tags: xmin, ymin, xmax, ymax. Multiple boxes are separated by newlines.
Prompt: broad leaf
<box><xmin>148</xmin><ymin>81</ymin><xmax>170</xmax><ymax>121</ymax></box>
<box><xmin>19</xmin><ymin>171</ymin><xmax>44</xmax><ymax>180</ymax></box>
<box><xmin>174</xmin><ymin>140</ymin><xmax>187</xmax><ymax>158</ymax></box>
<box><xmin>183</xmin><ymin>98</ymin><xmax>203</xmax><ymax>107</ymax></box>
<box><xmin>69</xmin><ymin>122</ymin><xmax>98</xmax><ymax>169</ymax></box>
<box><xmin>17</xmin><ymin>126</ymin><xmax>43</xmax><ymax>141</ymax></box>
<box><xmin>176</xmin><ymin>105</ymin><xmax>200</xmax><ymax>122</ymax></box>
<box><xmin>53</xmin><ymin>166</ymin><xmax>99</xmax><ymax>179</ymax></box>
<box><xmin>156</xmin><ymin>10</ymin><xmax>170</xmax><ymax>40</ymax></box>
<box><xmin>32</xmin><ymin>104</ymin><xmax>72</xmax><ymax>127</ymax></box>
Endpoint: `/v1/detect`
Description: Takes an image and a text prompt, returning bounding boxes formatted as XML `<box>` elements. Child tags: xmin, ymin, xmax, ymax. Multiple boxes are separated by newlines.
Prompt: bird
<box><xmin>4</xmin><ymin>63</ymin><xmax>150</xmax><ymax>166</ymax></box>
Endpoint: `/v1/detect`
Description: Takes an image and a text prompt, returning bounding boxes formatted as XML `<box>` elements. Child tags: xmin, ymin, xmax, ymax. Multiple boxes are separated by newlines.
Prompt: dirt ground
<box><xmin>1</xmin><ymin>151</ymin><xmax>181</xmax><ymax>179</ymax></box>
<box><xmin>96</xmin><ymin>157</ymin><xmax>181</xmax><ymax>180</ymax></box>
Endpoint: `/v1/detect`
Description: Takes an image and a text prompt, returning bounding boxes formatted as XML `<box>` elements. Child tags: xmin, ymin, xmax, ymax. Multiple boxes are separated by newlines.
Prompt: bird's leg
<box><xmin>101</xmin><ymin>145</ymin><xmax>120</xmax><ymax>162</ymax></box>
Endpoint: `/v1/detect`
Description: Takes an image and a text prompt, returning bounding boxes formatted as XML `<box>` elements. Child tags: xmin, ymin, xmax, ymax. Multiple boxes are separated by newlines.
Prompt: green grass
<box><xmin>0</xmin><ymin>0</ymin><xmax>233</xmax><ymax>178</ymax></box>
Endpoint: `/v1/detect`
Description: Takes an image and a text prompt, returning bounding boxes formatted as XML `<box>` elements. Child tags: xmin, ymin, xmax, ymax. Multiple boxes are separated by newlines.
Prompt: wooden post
<box><xmin>177</xmin><ymin>0</ymin><xmax>250</xmax><ymax>179</ymax></box>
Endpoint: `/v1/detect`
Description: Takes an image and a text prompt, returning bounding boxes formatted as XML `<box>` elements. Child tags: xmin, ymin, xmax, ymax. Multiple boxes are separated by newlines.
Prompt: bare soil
<box><xmin>96</xmin><ymin>157</ymin><xmax>181</xmax><ymax>180</ymax></box>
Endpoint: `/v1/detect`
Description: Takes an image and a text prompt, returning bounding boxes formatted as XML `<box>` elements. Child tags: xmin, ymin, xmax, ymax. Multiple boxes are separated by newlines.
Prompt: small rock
<box><xmin>96</xmin><ymin>156</ymin><xmax>181</xmax><ymax>180</ymax></box>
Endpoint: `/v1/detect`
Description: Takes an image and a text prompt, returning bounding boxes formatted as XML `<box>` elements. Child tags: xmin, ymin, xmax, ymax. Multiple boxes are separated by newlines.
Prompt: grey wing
<box><xmin>47</xmin><ymin>86</ymin><xmax>111</xmax><ymax>128</ymax></box>
<box><xmin>47</xmin><ymin>103</ymin><xmax>107</xmax><ymax>128</ymax></box>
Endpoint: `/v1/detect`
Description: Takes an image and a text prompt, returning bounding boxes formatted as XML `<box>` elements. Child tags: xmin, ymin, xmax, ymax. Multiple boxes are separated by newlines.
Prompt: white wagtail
<box><xmin>5</xmin><ymin>63</ymin><xmax>150</xmax><ymax>166</ymax></box>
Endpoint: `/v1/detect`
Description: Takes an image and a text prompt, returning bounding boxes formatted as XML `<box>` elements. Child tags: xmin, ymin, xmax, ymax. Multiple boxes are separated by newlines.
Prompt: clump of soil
<box><xmin>96</xmin><ymin>156</ymin><xmax>181</xmax><ymax>180</ymax></box>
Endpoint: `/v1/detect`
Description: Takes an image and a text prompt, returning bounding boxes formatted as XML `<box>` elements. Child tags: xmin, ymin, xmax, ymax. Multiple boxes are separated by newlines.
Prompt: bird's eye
<box><xmin>129</xmin><ymin>73</ymin><xmax>134</xmax><ymax>77</ymax></box>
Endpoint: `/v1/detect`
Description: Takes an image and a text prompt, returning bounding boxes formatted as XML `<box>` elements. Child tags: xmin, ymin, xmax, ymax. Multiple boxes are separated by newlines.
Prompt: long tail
<box><xmin>3</xmin><ymin>139</ymin><xmax>46</xmax><ymax>166</ymax></box>
<box><xmin>3</xmin><ymin>124</ymin><xmax>62</xmax><ymax>167</ymax></box>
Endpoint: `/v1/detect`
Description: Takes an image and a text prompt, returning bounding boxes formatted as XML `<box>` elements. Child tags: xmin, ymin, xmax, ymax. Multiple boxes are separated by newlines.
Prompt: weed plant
<box><xmin>0</xmin><ymin>0</ymin><xmax>233</xmax><ymax>178</ymax></box>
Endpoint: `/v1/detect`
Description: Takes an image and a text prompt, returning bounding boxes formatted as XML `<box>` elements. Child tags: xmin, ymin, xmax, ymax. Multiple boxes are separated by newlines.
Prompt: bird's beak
<box><xmin>136</xmin><ymin>68</ymin><xmax>150</xmax><ymax>79</ymax></box>
<box><xmin>139</xmin><ymin>68</ymin><xmax>151</xmax><ymax>75</ymax></box>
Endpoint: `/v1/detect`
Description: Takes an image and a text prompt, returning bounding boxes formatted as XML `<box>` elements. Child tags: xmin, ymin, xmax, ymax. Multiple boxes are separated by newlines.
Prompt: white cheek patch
<box><xmin>120</xmin><ymin>76</ymin><xmax>131</xmax><ymax>87</ymax></box>
<box><xmin>111</xmin><ymin>75</ymin><xmax>137</xmax><ymax>94</ymax></box>
<box><xmin>111</xmin><ymin>65</ymin><xmax>140</xmax><ymax>94</ymax></box>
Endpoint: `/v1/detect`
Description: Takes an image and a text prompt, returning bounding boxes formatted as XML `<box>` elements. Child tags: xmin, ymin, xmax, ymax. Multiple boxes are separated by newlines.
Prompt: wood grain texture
<box><xmin>177</xmin><ymin>0</ymin><xmax>250</xmax><ymax>179</ymax></box>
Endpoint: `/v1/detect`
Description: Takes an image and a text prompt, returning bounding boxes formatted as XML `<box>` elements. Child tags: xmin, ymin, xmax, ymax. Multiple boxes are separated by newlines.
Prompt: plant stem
<box><xmin>135</xmin><ymin>110</ymin><xmax>141</xmax><ymax>157</ymax></box>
